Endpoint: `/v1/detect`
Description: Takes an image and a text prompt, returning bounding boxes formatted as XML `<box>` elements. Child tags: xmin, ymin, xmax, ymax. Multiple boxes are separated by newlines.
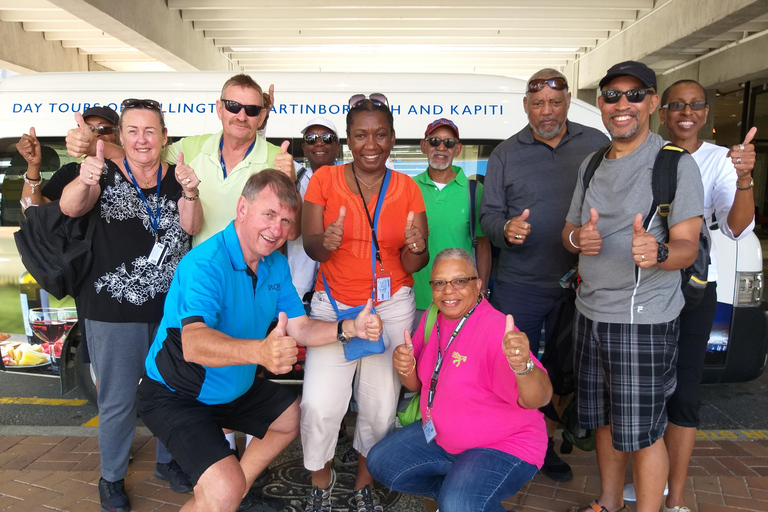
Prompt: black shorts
<box><xmin>137</xmin><ymin>375</ymin><xmax>297</xmax><ymax>484</ymax></box>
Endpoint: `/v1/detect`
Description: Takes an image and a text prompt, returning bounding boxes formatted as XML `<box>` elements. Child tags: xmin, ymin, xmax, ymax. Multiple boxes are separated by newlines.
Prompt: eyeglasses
<box><xmin>222</xmin><ymin>99</ymin><xmax>264</xmax><ymax>117</ymax></box>
<box><xmin>428</xmin><ymin>276</ymin><xmax>478</xmax><ymax>291</ymax></box>
<box><xmin>303</xmin><ymin>133</ymin><xmax>338</xmax><ymax>145</ymax></box>
<box><xmin>122</xmin><ymin>98</ymin><xmax>162</xmax><ymax>111</ymax></box>
<box><xmin>88</xmin><ymin>125</ymin><xmax>115</xmax><ymax>136</ymax></box>
<box><xmin>527</xmin><ymin>77</ymin><xmax>568</xmax><ymax>93</ymax></box>
<box><xmin>425</xmin><ymin>137</ymin><xmax>459</xmax><ymax>149</ymax></box>
<box><xmin>662</xmin><ymin>100</ymin><xmax>707</xmax><ymax>112</ymax></box>
<box><xmin>601</xmin><ymin>89</ymin><xmax>654</xmax><ymax>104</ymax></box>
<box><xmin>348</xmin><ymin>93</ymin><xmax>389</xmax><ymax>109</ymax></box>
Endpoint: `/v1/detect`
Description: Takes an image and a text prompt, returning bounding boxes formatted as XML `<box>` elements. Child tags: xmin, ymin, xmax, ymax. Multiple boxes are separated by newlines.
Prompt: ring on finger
<box><xmin>737</xmin><ymin>157</ymin><xmax>742</xmax><ymax>164</ymax></box>
<box><xmin>641</xmin><ymin>254</ymin><xmax>645</xmax><ymax>261</ymax></box>
<box><xmin>184</xmin><ymin>177</ymin><xmax>191</xmax><ymax>184</ymax></box>
<box><xmin>412</xmin><ymin>242</ymin><xmax>417</xmax><ymax>249</ymax></box>
<box><xmin>514</xmin><ymin>234</ymin><xmax>523</xmax><ymax>240</ymax></box>
<box><xmin>89</xmin><ymin>172</ymin><xmax>94</xmax><ymax>180</ymax></box>
<box><xmin>740</xmin><ymin>144</ymin><xmax>745</xmax><ymax>152</ymax></box>
<box><xmin>515</xmin><ymin>348</ymin><xmax>520</xmax><ymax>355</ymax></box>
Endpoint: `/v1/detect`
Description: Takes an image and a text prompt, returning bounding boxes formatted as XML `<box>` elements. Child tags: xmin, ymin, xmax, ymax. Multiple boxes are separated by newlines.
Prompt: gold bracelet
<box><xmin>397</xmin><ymin>356</ymin><xmax>416</xmax><ymax>376</ymax></box>
<box><xmin>182</xmin><ymin>192</ymin><xmax>200</xmax><ymax>201</ymax></box>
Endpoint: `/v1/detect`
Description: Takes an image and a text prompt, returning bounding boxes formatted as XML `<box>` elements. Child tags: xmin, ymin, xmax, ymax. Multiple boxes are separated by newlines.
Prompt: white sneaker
<box><xmin>663</xmin><ymin>506</ymin><xmax>691</xmax><ymax>512</ymax></box>
<box><xmin>622</xmin><ymin>482</ymin><xmax>668</xmax><ymax>501</ymax></box>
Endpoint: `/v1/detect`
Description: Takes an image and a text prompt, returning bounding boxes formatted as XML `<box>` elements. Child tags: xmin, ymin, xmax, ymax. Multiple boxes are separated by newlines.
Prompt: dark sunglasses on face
<box><xmin>122</xmin><ymin>98</ymin><xmax>162</xmax><ymax>110</ymax></box>
<box><xmin>348</xmin><ymin>93</ymin><xmax>389</xmax><ymax>109</ymax></box>
<box><xmin>303</xmin><ymin>133</ymin><xmax>339</xmax><ymax>145</ymax></box>
<box><xmin>428</xmin><ymin>276</ymin><xmax>478</xmax><ymax>291</ymax></box>
<box><xmin>222</xmin><ymin>99</ymin><xmax>264</xmax><ymax>117</ymax></box>
<box><xmin>88</xmin><ymin>125</ymin><xmax>116</xmax><ymax>136</ymax></box>
<box><xmin>426</xmin><ymin>137</ymin><xmax>459</xmax><ymax>149</ymax></box>
<box><xmin>527</xmin><ymin>77</ymin><xmax>568</xmax><ymax>93</ymax></box>
<box><xmin>662</xmin><ymin>100</ymin><xmax>707</xmax><ymax>112</ymax></box>
<box><xmin>601</xmin><ymin>89</ymin><xmax>654</xmax><ymax>104</ymax></box>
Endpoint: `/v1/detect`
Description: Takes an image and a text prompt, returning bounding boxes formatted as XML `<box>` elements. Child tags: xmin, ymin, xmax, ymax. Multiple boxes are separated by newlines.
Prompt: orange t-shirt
<box><xmin>304</xmin><ymin>164</ymin><xmax>426</xmax><ymax>306</ymax></box>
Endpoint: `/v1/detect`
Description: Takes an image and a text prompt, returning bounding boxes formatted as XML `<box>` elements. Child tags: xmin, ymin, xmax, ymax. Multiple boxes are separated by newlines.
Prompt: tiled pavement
<box><xmin>0</xmin><ymin>432</ymin><xmax>768</xmax><ymax>511</ymax></box>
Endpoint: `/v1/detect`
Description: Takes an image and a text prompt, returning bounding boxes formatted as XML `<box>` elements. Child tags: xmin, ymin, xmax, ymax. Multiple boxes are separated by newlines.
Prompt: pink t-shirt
<box><xmin>412</xmin><ymin>299</ymin><xmax>548</xmax><ymax>468</ymax></box>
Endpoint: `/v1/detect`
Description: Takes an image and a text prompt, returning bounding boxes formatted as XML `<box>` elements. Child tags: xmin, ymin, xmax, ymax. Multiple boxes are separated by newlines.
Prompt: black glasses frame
<box><xmin>527</xmin><ymin>77</ymin><xmax>568</xmax><ymax>93</ymax></box>
<box><xmin>122</xmin><ymin>98</ymin><xmax>162</xmax><ymax>111</ymax></box>
<box><xmin>88</xmin><ymin>125</ymin><xmax>116</xmax><ymax>135</ymax></box>
<box><xmin>428</xmin><ymin>276</ymin><xmax>478</xmax><ymax>291</ymax></box>
<box><xmin>601</xmin><ymin>89</ymin><xmax>654</xmax><ymax>104</ymax></box>
<box><xmin>222</xmin><ymin>99</ymin><xmax>264</xmax><ymax>117</ymax></box>
<box><xmin>662</xmin><ymin>100</ymin><xmax>708</xmax><ymax>112</ymax></box>
<box><xmin>425</xmin><ymin>137</ymin><xmax>459</xmax><ymax>149</ymax></box>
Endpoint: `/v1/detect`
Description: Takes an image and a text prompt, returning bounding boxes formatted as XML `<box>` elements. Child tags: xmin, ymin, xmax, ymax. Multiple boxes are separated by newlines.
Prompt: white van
<box><xmin>0</xmin><ymin>71</ymin><xmax>764</xmax><ymax>395</ymax></box>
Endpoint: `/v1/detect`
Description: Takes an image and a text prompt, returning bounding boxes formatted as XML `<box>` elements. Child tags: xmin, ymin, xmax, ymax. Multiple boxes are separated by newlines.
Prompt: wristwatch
<box><xmin>337</xmin><ymin>320</ymin><xmax>351</xmax><ymax>345</ymax></box>
<box><xmin>511</xmin><ymin>357</ymin><xmax>534</xmax><ymax>375</ymax></box>
<box><xmin>657</xmin><ymin>242</ymin><xmax>669</xmax><ymax>264</ymax></box>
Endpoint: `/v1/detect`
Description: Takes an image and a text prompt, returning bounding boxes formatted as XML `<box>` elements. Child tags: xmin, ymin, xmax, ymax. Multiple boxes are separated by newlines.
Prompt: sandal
<box><xmin>567</xmin><ymin>500</ymin><xmax>630</xmax><ymax>512</ymax></box>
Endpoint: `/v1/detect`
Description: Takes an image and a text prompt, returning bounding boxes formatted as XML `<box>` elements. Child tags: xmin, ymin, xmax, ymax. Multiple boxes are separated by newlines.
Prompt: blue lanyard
<box><xmin>219</xmin><ymin>137</ymin><xmax>256</xmax><ymax>179</ymax></box>
<box><xmin>123</xmin><ymin>158</ymin><xmax>162</xmax><ymax>240</ymax></box>
<box><xmin>427</xmin><ymin>297</ymin><xmax>482</xmax><ymax>410</ymax></box>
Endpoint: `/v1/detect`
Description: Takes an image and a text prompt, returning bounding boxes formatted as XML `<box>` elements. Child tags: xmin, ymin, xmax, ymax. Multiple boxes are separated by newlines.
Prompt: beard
<box><xmin>607</xmin><ymin>112</ymin><xmax>640</xmax><ymax>140</ymax></box>
<box><xmin>428</xmin><ymin>153</ymin><xmax>452</xmax><ymax>171</ymax></box>
<box><xmin>530</xmin><ymin>118</ymin><xmax>564</xmax><ymax>140</ymax></box>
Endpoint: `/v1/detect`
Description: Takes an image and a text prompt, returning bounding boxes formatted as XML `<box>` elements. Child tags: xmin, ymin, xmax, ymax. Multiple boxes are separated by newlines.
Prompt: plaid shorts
<box><xmin>573</xmin><ymin>309</ymin><xmax>678</xmax><ymax>452</ymax></box>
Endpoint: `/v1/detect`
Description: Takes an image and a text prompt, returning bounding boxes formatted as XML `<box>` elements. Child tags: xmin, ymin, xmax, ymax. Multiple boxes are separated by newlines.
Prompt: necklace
<box><xmin>355</xmin><ymin>173</ymin><xmax>384</xmax><ymax>190</ymax></box>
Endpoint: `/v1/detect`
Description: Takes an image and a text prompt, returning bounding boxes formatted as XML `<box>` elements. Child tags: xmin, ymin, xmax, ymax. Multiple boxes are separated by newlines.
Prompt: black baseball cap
<box><xmin>599</xmin><ymin>61</ymin><xmax>657</xmax><ymax>91</ymax></box>
<box><xmin>82</xmin><ymin>105</ymin><xmax>119</xmax><ymax>125</ymax></box>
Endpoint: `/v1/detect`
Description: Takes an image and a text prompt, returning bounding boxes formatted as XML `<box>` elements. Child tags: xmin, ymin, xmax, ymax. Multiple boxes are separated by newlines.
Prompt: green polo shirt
<box><xmin>413</xmin><ymin>165</ymin><xmax>485</xmax><ymax>309</ymax></box>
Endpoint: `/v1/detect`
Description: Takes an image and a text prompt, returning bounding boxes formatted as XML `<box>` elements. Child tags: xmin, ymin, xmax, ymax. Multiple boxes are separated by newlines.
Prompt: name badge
<box><xmin>376</xmin><ymin>276</ymin><xmax>391</xmax><ymax>302</ymax></box>
<box><xmin>422</xmin><ymin>418</ymin><xmax>437</xmax><ymax>443</ymax></box>
<box><xmin>148</xmin><ymin>241</ymin><xmax>168</xmax><ymax>267</ymax></box>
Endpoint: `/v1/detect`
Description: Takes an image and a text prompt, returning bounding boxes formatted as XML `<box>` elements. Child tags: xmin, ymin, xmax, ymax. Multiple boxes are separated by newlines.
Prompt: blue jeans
<box><xmin>367</xmin><ymin>423</ymin><xmax>537</xmax><ymax>512</ymax></box>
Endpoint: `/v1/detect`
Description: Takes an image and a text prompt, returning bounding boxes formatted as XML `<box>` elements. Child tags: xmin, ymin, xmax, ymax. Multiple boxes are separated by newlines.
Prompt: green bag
<box><xmin>396</xmin><ymin>305</ymin><xmax>438</xmax><ymax>427</ymax></box>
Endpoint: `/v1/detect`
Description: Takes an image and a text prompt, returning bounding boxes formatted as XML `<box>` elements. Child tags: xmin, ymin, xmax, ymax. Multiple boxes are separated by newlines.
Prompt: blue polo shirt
<box><xmin>145</xmin><ymin>221</ymin><xmax>306</xmax><ymax>405</ymax></box>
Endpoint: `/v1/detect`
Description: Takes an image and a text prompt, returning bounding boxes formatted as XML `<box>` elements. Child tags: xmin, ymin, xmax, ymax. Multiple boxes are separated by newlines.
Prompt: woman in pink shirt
<box><xmin>367</xmin><ymin>248</ymin><xmax>551</xmax><ymax>511</ymax></box>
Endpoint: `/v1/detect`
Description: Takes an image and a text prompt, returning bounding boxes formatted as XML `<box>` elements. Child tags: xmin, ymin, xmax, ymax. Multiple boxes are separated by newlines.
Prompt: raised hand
<box><xmin>17</xmin><ymin>127</ymin><xmax>42</xmax><ymax>167</ymax></box>
<box><xmin>504</xmin><ymin>209</ymin><xmax>531</xmax><ymax>244</ymax></box>
<box><xmin>353</xmin><ymin>298</ymin><xmax>383</xmax><ymax>341</ymax></box>
<box><xmin>323</xmin><ymin>206</ymin><xmax>346</xmax><ymax>252</ymax></box>
<box><xmin>579</xmin><ymin>208</ymin><xmax>603</xmax><ymax>256</ymax></box>
<box><xmin>631</xmin><ymin>213</ymin><xmax>658</xmax><ymax>268</ymax></box>
<box><xmin>273</xmin><ymin>140</ymin><xmax>295</xmax><ymax>180</ymax></box>
<box><xmin>393</xmin><ymin>329</ymin><xmax>416</xmax><ymax>376</ymax></box>
<box><xmin>66</xmin><ymin>112</ymin><xmax>96</xmax><ymax>157</ymax></box>
<box><xmin>727</xmin><ymin>127</ymin><xmax>757</xmax><ymax>181</ymax></box>
<box><xmin>260</xmin><ymin>312</ymin><xmax>299</xmax><ymax>375</ymax></box>
<box><xmin>405</xmin><ymin>211</ymin><xmax>425</xmax><ymax>254</ymax></box>
<box><xmin>79</xmin><ymin>139</ymin><xmax>105</xmax><ymax>188</ymax></box>
<box><xmin>174</xmin><ymin>152</ymin><xmax>200</xmax><ymax>196</ymax></box>
<box><xmin>502</xmin><ymin>315</ymin><xmax>530</xmax><ymax>372</ymax></box>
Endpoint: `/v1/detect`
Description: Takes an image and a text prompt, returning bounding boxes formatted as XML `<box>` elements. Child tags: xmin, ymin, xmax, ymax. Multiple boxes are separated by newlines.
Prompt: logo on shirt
<box><xmin>452</xmin><ymin>351</ymin><xmax>466</xmax><ymax>368</ymax></box>
<box><xmin>268</xmin><ymin>283</ymin><xmax>281</xmax><ymax>291</ymax></box>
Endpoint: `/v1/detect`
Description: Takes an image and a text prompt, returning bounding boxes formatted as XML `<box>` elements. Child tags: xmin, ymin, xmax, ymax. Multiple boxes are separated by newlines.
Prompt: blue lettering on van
<box><xmin>13</xmin><ymin>103</ymin><xmax>43</xmax><ymax>113</ymax></box>
<box><xmin>318</xmin><ymin>105</ymin><xmax>326</xmax><ymax>114</ymax></box>
<box><xmin>279</xmin><ymin>104</ymin><xmax>287</xmax><ymax>114</ymax></box>
<box><xmin>407</xmin><ymin>105</ymin><xmax>417</xmax><ymax>115</ymax></box>
<box><xmin>330</xmin><ymin>105</ymin><xmax>340</xmax><ymax>115</ymax></box>
<box><xmin>390</xmin><ymin>105</ymin><xmax>400</xmax><ymax>114</ymax></box>
<box><xmin>450</xmin><ymin>105</ymin><xmax>459</xmax><ymax>115</ymax></box>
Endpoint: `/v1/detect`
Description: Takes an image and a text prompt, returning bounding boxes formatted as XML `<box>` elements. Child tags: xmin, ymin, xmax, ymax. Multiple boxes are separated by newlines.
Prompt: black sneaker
<box><xmin>236</xmin><ymin>487</ymin><xmax>286</xmax><ymax>512</ymax></box>
<box><xmin>304</xmin><ymin>468</ymin><xmax>336</xmax><ymax>512</ymax></box>
<box><xmin>540</xmin><ymin>437</ymin><xmax>573</xmax><ymax>482</ymax></box>
<box><xmin>98</xmin><ymin>477</ymin><xmax>130</xmax><ymax>512</ymax></box>
<box><xmin>155</xmin><ymin>460</ymin><xmax>194</xmax><ymax>493</ymax></box>
<box><xmin>354</xmin><ymin>485</ymin><xmax>383</xmax><ymax>512</ymax></box>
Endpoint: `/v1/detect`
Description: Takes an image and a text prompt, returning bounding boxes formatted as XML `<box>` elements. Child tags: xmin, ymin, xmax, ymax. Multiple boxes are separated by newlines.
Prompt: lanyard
<box><xmin>123</xmin><ymin>158</ymin><xmax>162</xmax><ymax>240</ymax></box>
<box><xmin>219</xmin><ymin>137</ymin><xmax>256</xmax><ymax>179</ymax></box>
<box><xmin>427</xmin><ymin>296</ymin><xmax>482</xmax><ymax>411</ymax></box>
<box><xmin>351</xmin><ymin>162</ymin><xmax>387</xmax><ymax>264</ymax></box>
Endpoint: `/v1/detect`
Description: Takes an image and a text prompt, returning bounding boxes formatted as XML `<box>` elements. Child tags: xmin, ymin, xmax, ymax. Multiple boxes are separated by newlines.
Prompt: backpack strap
<box><xmin>648</xmin><ymin>143</ymin><xmax>686</xmax><ymax>238</ymax></box>
<box><xmin>468</xmin><ymin>178</ymin><xmax>478</xmax><ymax>251</ymax></box>
<box><xmin>581</xmin><ymin>144</ymin><xmax>612</xmax><ymax>192</ymax></box>
<box><xmin>423</xmin><ymin>303</ymin><xmax>439</xmax><ymax>345</ymax></box>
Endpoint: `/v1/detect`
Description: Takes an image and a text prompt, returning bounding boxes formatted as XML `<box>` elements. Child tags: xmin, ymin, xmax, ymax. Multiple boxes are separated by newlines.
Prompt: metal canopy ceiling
<box><xmin>1</xmin><ymin>0</ymin><xmax>768</xmax><ymax>80</ymax></box>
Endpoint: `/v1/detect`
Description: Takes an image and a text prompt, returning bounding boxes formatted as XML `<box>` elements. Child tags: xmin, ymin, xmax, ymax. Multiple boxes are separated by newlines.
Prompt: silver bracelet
<box><xmin>736</xmin><ymin>177</ymin><xmax>754</xmax><ymax>190</ymax></box>
<box><xmin>23</xmin><ymin>172</ymin><xmax>42</xmax><ymax>193</ymax></box>
<box><xmin>568</xmin><ymin>229</ymin><xmax>581</xmax><ymax>249</ymax></box>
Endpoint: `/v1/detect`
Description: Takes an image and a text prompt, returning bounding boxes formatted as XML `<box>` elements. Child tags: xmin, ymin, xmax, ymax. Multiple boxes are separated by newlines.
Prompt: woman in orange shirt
<box><xmin>301</xmin><ymin>93</ymin><xmax>429</xmax><ymax>512</ymax></box>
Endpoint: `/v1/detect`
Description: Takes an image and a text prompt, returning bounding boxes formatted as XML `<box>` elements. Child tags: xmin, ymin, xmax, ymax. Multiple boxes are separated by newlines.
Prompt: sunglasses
<box><xmin>303</xmin><ymin>133</ymin><xmax>338</xmax><ymax>145</ymax></box>
<box><xmin>425</xmin><ymin>137</ymin><xmax>459</xmax><ymax>149</ymax></box>
<box><xmin>601</xmin><ymin>89</ymin><xmax>654</xmax><ymax>104</ymax></box>
<box><xmin>88</xmin><ymin>125</ymin><xmax>116</xmax><ymax>136</ymax></box>
<box><xmin>662</xmin><ymin>100</ymin><xmax>707</xmax><ymax>112</ymax></box>
<box><xmin>348</xmin><ymin>93</ymin><xmax>389</xmax><ymax>109</ymax></box>
<box><xmin>122</xmin><ymin>98</ymin><xmax>162</xmax><ymax>110</ymax></box>
<box><xmin>428</xmin><ymin>277</ymin><xmax>478</xmax><ymax>291</ymax></box>
<box><xmin>222</xmin><ymin>99</ymin><xmax>264</xmax><ymax>117</ymax></box>
<box><xmin>527</xmin><ymin>77</ymin><xmax>568</xmax><ymax>93</ymax></box>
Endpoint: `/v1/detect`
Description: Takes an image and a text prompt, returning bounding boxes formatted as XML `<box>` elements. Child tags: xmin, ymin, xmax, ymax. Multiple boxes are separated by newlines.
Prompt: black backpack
<box><xmin>581</xmin><ymin>143</ymin><xmax>710</xmax><ymax>311</ymax></box>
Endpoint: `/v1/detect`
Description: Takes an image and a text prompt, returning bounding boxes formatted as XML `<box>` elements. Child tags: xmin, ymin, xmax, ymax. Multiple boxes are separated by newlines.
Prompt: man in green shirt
<box><xmin>412</xmin><ymin>118</ymin><xmax>491</xmax><ymax>328</ymax></box>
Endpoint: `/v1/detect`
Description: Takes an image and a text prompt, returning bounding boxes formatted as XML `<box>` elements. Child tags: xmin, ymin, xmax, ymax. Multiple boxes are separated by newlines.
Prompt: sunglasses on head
<box><xmin>303</xmin><ymin>133</ymin><xmax>338</xmax><ymax>146</ymax></box>
<box><xmin>88</xmin><ymin>125</ymin><xmax>116</xmax><ymax>136</ymax></box>
<box><xmin>122</xmin><ymin>98</ymin><xmax>162</xmax><ymax>111</ymax></box>
<box><xmin>425</xmin><ymin>137</ymin><xmax>459</xmax><ymax>149</ymax></box>
<box><xmin>601</xmin><ymin>88</ymin><xmax>654</xmax><ymax>104</ymax></box>
<box><xmin>527</xmin><ymin>77</ymin><xmax>568</xmax><ymax>93</ymax></box>
<box><xmin>222</xmin><ymin>99</ymin><xmax>264</xmax><ymax>117</ymax></box>
<box><xmin>348</xmin><ymin>93</ymin><xmax>389</xmax><ymax>109</ymax></box>
<box><xmin>662</xmin><ymin>100</ymin><xmax>707</xmax><ymax>112</ymax></box>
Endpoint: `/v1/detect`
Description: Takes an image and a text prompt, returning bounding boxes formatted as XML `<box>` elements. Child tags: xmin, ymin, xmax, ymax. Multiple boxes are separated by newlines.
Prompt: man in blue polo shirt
<box><xmin>137</xmin><ymin>169</ymin><xmax>382</xmax><ymax>512</ymax></box>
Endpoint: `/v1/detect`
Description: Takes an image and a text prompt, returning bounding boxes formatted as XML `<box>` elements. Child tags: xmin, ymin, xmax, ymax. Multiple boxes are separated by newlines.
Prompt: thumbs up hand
<box><xmin>174</xmin><ymin>152</ymin><xmax>200</xmax><ymax>196</ymax></box>
<box><xmin>273</xmin><ymin>140</ymin><xmax>295</xmax><ymax>180</ymax></box>
<box><xmin>17</xmin><ymin>127</ymin><xmax>42</xmax><ymax>168</ymax></box>
<box><xmin>405</xmin><ymin>211</ymin><xmax>425</xmax><ymax>254</ymax></box>
<box><xmin>323</xmin><ymin>206</ymin><xmax>346</xmax><ymax>252</ymax></box>
<box><xmin>631</xmin><ymin>213</ymin><xmax>658</xmax><ymax>268</ymax></box>
<box><xmin>353</xmin><ymin>298</ymin><xmax>383</xmax><ymax>341</ymax></box>
<box><xmin>393</xmin><ymin>329</ymin><xmax>417</xmax><ymax>376</ymax></box>
<box><xmin>502</xmin><ymin>315</ymin><xmax>530</xmax><ymax>373</ymax></box>
<box><xmin>579</xmin><ymin>208</ymin><xmax>603</xmax><ymax>256</ymax></box>
<box><xmin>261</xmin><ymin>312</ymin><xmax>298</xmax><ymax>375</ymax></box>
<box><xmin>504</xmin><ymin>209</ymin><xmax>531</xmax><ymax>244</ymax></box>
<box><xmin>66</xmin><ymin>112</ymin><xmax>97</xmax><ymax>157</ymax></box>
<box><xmin>727</xmin><ymin>127</ymin><xmax>757</xmax><ymax>182</ymax></box>
<box><xmin>79</xmin><ymin>139</ymin><xmax>105</xmax><ymax>187</ymax></box>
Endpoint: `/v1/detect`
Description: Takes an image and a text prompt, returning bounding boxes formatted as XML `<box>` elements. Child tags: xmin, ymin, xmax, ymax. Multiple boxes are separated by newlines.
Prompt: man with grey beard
<box><xmin>480</xmin><ymin>69</ymin><xmax>608</xmax><ymax>482</ymax></box>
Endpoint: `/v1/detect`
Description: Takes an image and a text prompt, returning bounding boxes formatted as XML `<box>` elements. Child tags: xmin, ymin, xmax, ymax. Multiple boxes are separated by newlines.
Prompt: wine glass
<box><xmin>28</xmin><ymin>307</ymin><xmax>78</xmax><ymax>371</ymax></box>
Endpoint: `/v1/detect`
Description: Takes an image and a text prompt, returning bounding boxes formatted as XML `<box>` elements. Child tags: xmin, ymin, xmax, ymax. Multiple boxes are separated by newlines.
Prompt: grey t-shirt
<box><xmin>566</xmin><ymin>132</ymin><xmax>704</xmax><ymax>324</ymax></box>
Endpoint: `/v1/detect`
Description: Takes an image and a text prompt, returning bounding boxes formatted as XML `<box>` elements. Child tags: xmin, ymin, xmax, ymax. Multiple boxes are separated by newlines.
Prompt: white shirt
<box><xmin>286</xmin><ymin>161</ymin><xmax>320</xmax><ymax>302</ymax></box>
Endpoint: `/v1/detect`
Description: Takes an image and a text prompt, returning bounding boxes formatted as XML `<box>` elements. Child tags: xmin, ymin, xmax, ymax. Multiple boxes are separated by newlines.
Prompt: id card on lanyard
<box><xmin>123</xmin><ymin>158</ymin><xmax>166</xmax><ymax>267</ymax></box>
